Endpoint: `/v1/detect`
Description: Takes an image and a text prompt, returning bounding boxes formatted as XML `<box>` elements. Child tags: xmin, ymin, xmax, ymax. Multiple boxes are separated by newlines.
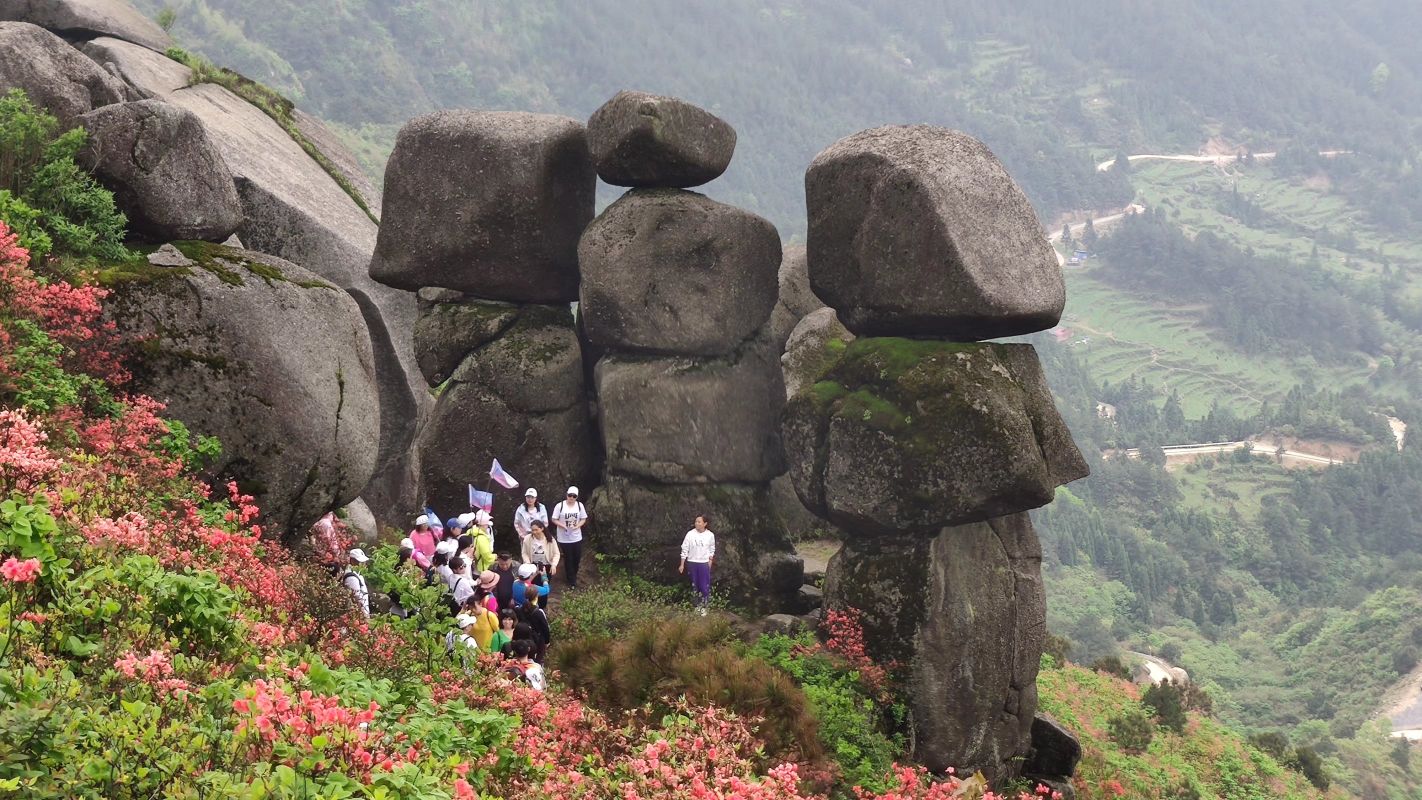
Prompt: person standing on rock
<box><xmin>408</xmin><ymin>515</ymin><xmax>436</xmax><ymax>569</ymax></box>
<box><xmin>678</xmin><ymin>515</ymin><xmax>716</xmax><ymax>616</ymax></box>
<box><xmin>514</xmin><ymin>488</ymin><xmax>548</xmax><ymax>541</ymax></box>
<box><xmin>553</xmin><ymin>486</ymin><xmax>588</xmax><ymax>589</ymax></box>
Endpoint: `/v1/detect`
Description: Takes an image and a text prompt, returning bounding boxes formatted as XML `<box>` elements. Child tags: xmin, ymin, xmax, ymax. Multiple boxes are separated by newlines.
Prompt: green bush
<box><xmin>1143</xmin><ymin>680</ymin><xmax>1189</xmax><ymax>733</ymax></box>
<box><xmin>1289</xmin><ymin>745</ymin><xmax>1330</xmax><ymax>790</ymax></box>
<box><xmin>1109</xmin><ymin>707</ymin><xmax>1156</xmax><ymax>753</ymax></box>
<box><xmin>0</xmin><ymin>90</ymin><xmax>130</xmax><ymax>263</ymax></box>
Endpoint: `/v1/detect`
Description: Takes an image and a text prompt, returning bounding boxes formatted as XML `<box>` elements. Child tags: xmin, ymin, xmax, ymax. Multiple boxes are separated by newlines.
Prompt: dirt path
<box><xmin>795</xmin><ymin>538</ymin><xmax>840</xmax><ymax>575</ymax></box>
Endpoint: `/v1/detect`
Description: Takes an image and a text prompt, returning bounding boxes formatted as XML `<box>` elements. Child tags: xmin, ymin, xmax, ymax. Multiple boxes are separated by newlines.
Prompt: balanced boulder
<box><xmin>823</xmin><ymin>512</ymin><xmax>1045</xmax><ymax>780</ymax></box>
<box><xmin>805</xmin><ymin>125</ymin><xmax>1063</xmax><ymax>339</ymax></box>
<box><xmin>417</xmin><ymin>305</ymin><xmax>595</xmax><ymax>543</ymax></box>
<box><xmin>0</xmin><ymin>21</ymin><xmax>125</xmax><ymax>125</ymax></box>
<box><xmin>103</xmin><ymin>243</ymin><xmax>381</xmax><ymax>536</ymax></box>
<box><xmin>0</xmin><ymin>0</ymin><xmax>172</xmax><ymax>52</ymax></box>
<box><xmin>78</xmin><ymin>99</ymin><xmax>241</xmax><ymax>242</ymax></box>
<box><xmin>370</xmin><ymin>110</ymin><xmax>595</xmax><ymax>303</ymax></box>
<box><xmin>781</xmin><ymin>307</ymin><xmax>852</xmax><ymax>399</ymax></box>
<box><xmin>596</xmin><ymin>329</ymin><xmax>786</xmax><ymax>484</ymax></box>
<box><xmin>587</xmin><ymin>90</ymin><xmax>736</xmax><ymax>188</ymax></box>
<box><xmin>579</xmin><ymin>189</ymin><xmax>779</xmax><ymax>356</ymax></box>
<box><xmin>412</xmin><ymin>297</ymin><xmax>521</xmax><ymax>387</ymax></box>
<box><xmin>783</xmin><ymin>338</ymin><xmax>1087</xmax><ymax>535</ymax></box>
<box><xmin>589</xmin><ymin>473</ymin><xmax>803</xmax><ymax>609</ymax></box>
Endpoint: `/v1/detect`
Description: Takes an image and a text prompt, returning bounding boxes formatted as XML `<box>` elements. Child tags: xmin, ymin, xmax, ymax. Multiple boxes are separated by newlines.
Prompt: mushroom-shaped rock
<box><xmin>781</xmin><ymin>307</ymin><xmax>852</xmax><ymax>399</ymax></box>
<box><xmin>369</xmin><ymin>110</ymin><xmax>594</xmax><ymax>303</ymax></box>
<box><xmin>596</xmin><ymin>328</ymin><xmax>787</xmax><ymax>484</ymax></box>
<box><xmin>823</xmin><ymin>512</ymin><xmax>1045</xmax><ymax>780</ymax></box>
<box><xmin>412</xmin><ymin>297</ymin><xmax>522</xmax><ymax>387</ymax></box>
<box><xmin>587</xmin><ymin>90</ymin><xmax>736</xmax><ymax>188</ymax></box>
<box><xmin>783</xmin><ymin>338</ymin><xmax>1087</xmax><ymax>535</ymax></box>
<box><xmin>0</xmin><ymin>0</ymin><xmax>172</xmax><ymax>51</ymax></box>
<box><xmin>78</xmin><ymin>99</ymin><xmax>242</xmax><ymax>242</ymax></box>
<box><xmin>104</xmin><ymin>243</ymin><xmax>380</xmax><ymax>536</ymax></box>
<box><xmin>580</xmin><ymin>189</ymin><xmax>779</xmax><ymax>356</ymax></box>
<box><xmin>0</xmin><ymin>22</ymin><xmax>126</xmax><ymax>126</ymax></box>
<box><xmin>417</xmin><ymin>305</ymin><xmax>595</xmax><ymax>546</ymax></box>
<box><xmin>589</xmin><ymin>474</ymin><xmax>803</xmax><ymax>610</ymax></box>
<box><xmin>805</xmin><ymin>125</ymin><xmax>1063</xmax><ymax>339</ymax></box>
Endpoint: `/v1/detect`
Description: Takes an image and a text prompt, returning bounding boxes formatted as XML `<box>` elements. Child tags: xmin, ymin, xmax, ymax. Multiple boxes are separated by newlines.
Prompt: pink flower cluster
<box><xmin>0</xmin><ymin>410</ymin><xmax>60</xmax><ymax>494</ymax></box>
<box><xmin>114</xmin><ymin>647</ymin><xmax>192</xmax><ymax>696</ymax></box>
<box><xmin>0</xmin><ymin>556</ymin><xmax>41</xmax><ymax>583</ymax></box>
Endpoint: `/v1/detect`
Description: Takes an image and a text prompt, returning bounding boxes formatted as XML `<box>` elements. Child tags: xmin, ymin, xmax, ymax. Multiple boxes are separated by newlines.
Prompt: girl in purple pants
<box><xmin>679</xmin><ymin>515</ymin><xmax>716</xmax><ymax>616</ymax></box>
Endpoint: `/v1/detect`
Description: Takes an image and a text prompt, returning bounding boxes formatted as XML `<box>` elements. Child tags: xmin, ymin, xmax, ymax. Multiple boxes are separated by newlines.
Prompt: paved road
<box><xmin>1114</xmin><ymin>440</ymin><xmax>1341</xmax><ymax>467</ymax></box>
<box><xmin>1096</xmin><ymin>149</ymin><xmax>1351</xmax><ymax>173</ymax></box>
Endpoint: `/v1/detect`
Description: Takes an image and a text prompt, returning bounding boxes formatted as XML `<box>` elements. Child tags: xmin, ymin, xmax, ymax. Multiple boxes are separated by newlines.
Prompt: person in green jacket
<box><xmin>470</xmin><ymin>510</ymin><xmax>496</xmax><ymax>573</ymax></box>
<box><xmin>489</xmin><ymin>609</ymin><xmax>518</xmax><ymax>654</ymax></box>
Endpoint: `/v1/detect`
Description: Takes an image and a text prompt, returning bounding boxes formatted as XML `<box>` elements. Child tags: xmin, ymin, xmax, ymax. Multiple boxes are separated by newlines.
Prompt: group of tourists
<box><xmin>323</xmin><ymin>484</ymin><xmax>720</xmax><ymax>691</ymax></box>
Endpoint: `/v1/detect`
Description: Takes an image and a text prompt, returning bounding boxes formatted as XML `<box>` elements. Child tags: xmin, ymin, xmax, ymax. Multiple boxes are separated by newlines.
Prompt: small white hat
<box><xmin>399</xmin><ymin>537</ymin><xmax>414</xmax><ymax>550</ymax></box>
<box><xmin>475</xmin><ymin>510</ymin><xmax>492</xmax><ymax>527</ymax></box>
<box><xmin>566</xmin><ymin>486</ymin><xmax>579</xmax><ymax>497</ymax></box>
<box><xmin>457</xmin><ymin>512</ymin><xmax>477</xmax><ymax>527</ymax></box>
<box><xmin>517</xmin><ymin>562</ymin><xmax>538</xmax><ymax>579</ymax></box>
<box><xmin>455</xmin><ymin>613</ymin><xmax>477</xmax><ymax>629</ymax></box>
<box><xmin>348</xmin><ymin>548</ymin><xmax>370</xmax><ymax>564</ymax></box>
<box><xmin>435</xmin><ymin>540</ymin><xmax>457</xmax><ymax>556</ymax></box>
<box><xmin>414</xmin><ymin>514</ymin><xmax>430</xmax><ymax>526</ymax></box>
<box><xmin>525</xmin><ymin>487</ymin><xmax>538</xmax><ymax>498</ymax></box>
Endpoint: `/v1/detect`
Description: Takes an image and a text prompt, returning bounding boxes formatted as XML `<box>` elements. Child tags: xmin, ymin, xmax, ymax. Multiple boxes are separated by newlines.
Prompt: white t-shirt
<box><xmin>680</xmin><ymin>529</ymin><xmax>716</xmax><ymax>563</ymax></box>
<box><xmin>524</xmin><ymin>661</ymin><xmax>546</xmax><ymax>691</ymax></box>
<box><xmin>554</xmin><ymin>500</ymin><xmax>587</xmax><ymax>544</ymax></box>
<box><xmin>342</xmin><ymin>571</ymin><xmax>369</xmax><ymax>616</ymax></box>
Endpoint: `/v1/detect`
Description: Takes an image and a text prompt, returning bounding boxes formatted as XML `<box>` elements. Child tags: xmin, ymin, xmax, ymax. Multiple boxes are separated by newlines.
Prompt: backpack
<box><xmin>503</xmin><ymin>659</ymin><xmax>531</xmax><ymax>684</ymax></box>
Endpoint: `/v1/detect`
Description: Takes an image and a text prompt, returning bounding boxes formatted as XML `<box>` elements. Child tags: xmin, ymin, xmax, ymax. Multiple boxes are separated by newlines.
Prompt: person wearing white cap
<box><xmin>396</xmin><ymin>537</ymin><xmax>423</xmax><ymax>579</ymax></box>
<box><xmin>342</xmin><ymin>549</ymin><xmax>371</xmax><ymax>616</ymax></box>
<box><xmin>470</xmin><ymin>510</ymin><xmax>496</xmax><ymax>573</ymax></box>
<box><xmin>552</xmin><ymin>486</ymin><xmax>588</xmax><ymax>590</ymax></box>
<box><xmin>514</xmin><ymin>488</ymin><xmax>548</xmax><ymax>541</ymax></box>
<box><xmin>408</xmin><ymin>515</ymin><xmax>436</xmax><ymax>570</ymax></box>
<box><xmin>433</xmin><ymin>540</ymin><xmax>457</xmax><ymax>586</ymax></box>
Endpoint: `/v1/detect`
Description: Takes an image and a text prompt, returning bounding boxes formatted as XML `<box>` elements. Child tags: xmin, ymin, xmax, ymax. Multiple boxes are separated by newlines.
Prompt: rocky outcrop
<box><xmin>0</xmin><ymin>21</ymin><xmax>125</xmax><ymax>125</ymax></box>
<box><xmin>0</xmin><ymin>0</ymin><xmax>172</xmax><ymax>51</ymax></box>
<box><xmin>1023</xmin><ymin>714</ymin><xmax>1082</xmax><ymax>794</ymax></box>
<box><xmin>581</xmin><ymin>92</ymin><xmax>801</xmax><ymax>610</ymax></box>
<box><xmin>784</xmin><ymin>338</ymin><xmax>1087</xmax><ymax>535</ymax></box>
<box><xmin>412</xmin><ymin>298</ymin><xmax>521</xmax><ymax>386</ymax></box>
<box><xmin>770</xmin><ymin>244</ymin><xmax>824</xmax><ymax>348</ymax></box>
<box><xmin>77</xmin><ymin>98</ymin><xmax>242</xmax><ymax>242</ymax></box>
<box><xmin>416</xmin><ymin>303</ymin><xmax>595</xmax><ymax>549</ymax></box>
<box><xmin>595</xmin><ymin>329</ymin><xmax>786</xmax><ymax>484</ymax></box>
<box><xmin>586</xmin><ymin>90</ymin><xmax>736</xmax><ymax>188</ymax></box>
<box><xmin>81</xmin><ymin>36</ymin><xmax>188</xmax><ymax>97</ymax></box>
<box><xmin>369</xmin><ymin>110</ymin><xmax>595</xmax><ymax>303</ymax></box>
<box><xmin>788</xmin><ymin>125</ymin><xmax>1087</xmax><ymax>781</ymax></box>
<box><xmin>104</xmin><ymin>243</ymin><xmax>380</xmax><ymax>536</ymax></box>
<box><xmin>805</xmin><ymin>125</ymin><xmax>1063</xmax><ymax>339</ymax></box>
<box><xmin>579</xmin><ymin>189</ymin><xmax>780</xmax><ymax>356</ymax></box>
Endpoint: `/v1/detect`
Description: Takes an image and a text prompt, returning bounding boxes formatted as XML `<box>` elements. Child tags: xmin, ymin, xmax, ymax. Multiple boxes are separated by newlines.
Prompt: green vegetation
<box><xmin>0</xmin><ymin>90</ymin><xmax>130</xmax><ymax>263</ymax></box>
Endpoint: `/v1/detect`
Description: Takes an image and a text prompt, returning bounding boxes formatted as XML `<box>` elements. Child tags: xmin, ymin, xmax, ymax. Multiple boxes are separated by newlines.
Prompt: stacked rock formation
<box><xmin>580</xmin><ymin>91</ymin><xmax>803</xmax><ymax>610</ymax></box>
<box><xmin>369</xmin><ymin>110</ymin><xmax>598</xmax><ymax>547</ymax></box>
<box><xmin>782</xmin><ymin>125</ymin><xmax>1090</xmax><ymax>782</ymax></box>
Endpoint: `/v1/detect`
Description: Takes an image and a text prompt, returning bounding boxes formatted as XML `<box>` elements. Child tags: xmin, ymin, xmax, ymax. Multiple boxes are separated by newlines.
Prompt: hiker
<box><xmin>521</xmin><ymin>520</ymin><xmax>560</xmax><ymax>594</ymax></box>
<box><xmin>491</xmin><ymin>552</ymin><xmax>521</xmax><ymax>610</ymax></box>
<box><xmin>679</xmin><ymin>514</ymin><xmax>716</xmax><ymax>616</ymax></box>
<box><xmin>470</xmin><ymin>511</ymin><xmax>496</xmax><ymax>573</ymax></box>
<box><xmin>489</xmin><ymin>609</ymin><xmax>518</xmax><ymax>654</ymax></box>
<box><xmin>512</xmin><ymin>562</ymin><xmax>550</xmax><ymax>609</ymax></box>
<box><xmin>342</xmin><ymin>548</ymin><xmax>371</xmax><ymax>617</ymax></box>
<box><xmin>447</xmin><ymin>555</ymin><xmax>470</xmax><ymax>595</ymax></box>
<box><xmin>408</xmin><ymin>515</ymin><xmax>436</xmax><ymax>569</ymax></box>
<box><xmin>396</xmin><ymin>538</ymin><xmax>424</xmax><ymax>580</ymax></box>
<box><xmin>514</xmin><ymin>598</ymin><xmax>551</xmax><ymax>664</ymax></box>
<box><xmin>514</xmin><ymin>488</ymin><xmax>548</xmax><ymax>541</ymax></box>
<box><xmin>553</xmin><ymin>486</ymin><xmax>588</xmax><ymax>589</ymax></box>
<box><xmin>475</xmin><ymin>570</ymin><xmax>500</xmax><ymax>611</ymax></box>
<box><xmin>311</xmin><ymin>511</ymin><xmax>343</xmax><ymax>570</ymax></box>
<box><xmin>505</xmin><ymin>639</ymin><xmax>545</xmax><ymax>691</ymax></box>
<box><xmin>456</xmin><ymin>597</ymin><xmax>498</xmax><ymax>652</ymax></box>
<box><xmin>432</xmin><ymin>540</ymin><xmax>457</xmax><ymax>586</ymax></box>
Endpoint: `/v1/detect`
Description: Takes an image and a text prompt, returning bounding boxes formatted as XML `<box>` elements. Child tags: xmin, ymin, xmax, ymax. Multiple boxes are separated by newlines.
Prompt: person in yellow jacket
<box><xmin>456</xmin><ymin>598</ymin><xmax>499</xmax><ymax>651</ymax></box>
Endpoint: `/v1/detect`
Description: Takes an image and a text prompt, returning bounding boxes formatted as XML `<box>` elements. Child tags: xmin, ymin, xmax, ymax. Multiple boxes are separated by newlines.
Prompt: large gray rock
<box><xmin>823</xmin><ymin>513</ymin><xmax>1045</xmax><ymax>781</ymax></box>
<box><xmin>74</xmin><ymin>37</ymin><xmax>425</xmax><ymax>523</ymax></box>
<box><xmin>580</xmin><ymin>189</ymin><xmax>779</xmax><ymax>356</ymax></box>
<box><xmin>769</xmin><ymin>244</ymin><xmax>825</xmax><ymax>349</ymax></box>
<box><xmin>78</xmin><ymin>98</ymin><xmax>241</xmax><ymax>241</ymax></box>
<box><xmin>586</xmin><ymin>90</ymin><xmax>736</xmax><ymax>188</ymax></box>
<box><xmin>369</xmin><ymin>110</ymin><xmax>594</xmax><ymax>303</ymax></box>
<box><xmin>781</xmin><ymin>307</ymin><xmax>852</xmax><ymax>399</ymax></box>
<box><xmin>413</xmin><ymin>298</ymin><xmax>521</xmax><ymax>387</ymax></box>
<box><xmin>0</xmin><ymin>0</ymin><xmax>172</xmax><ymax>51</ymax></box>
<box><xmin>418</xmin><ymin>305</ymin><xmax>595</xmax><ymax>551</ymax></box>
<box><xmin>596</xmin><ymin>328</ymin><xmax>786</xmax><ymax>484</ymax></box>
<box><xmin>0</xmin><ymin>22</ymin><xmax>125</xmax><ymax>125</ymax></box>
<box><xmin>293</xmin><ymin>108</ymin><xmax>382</xmax><ymax>220</ymax></box>
<box><xmin>589</xmin><ymin>474</ymin><xmax>803</xmax><ymax>611</ymax></box>
<box><xmin>1023</xmin><ymin>714</ymin><xmax>1082</xmax><ymax>781</ymax></box>
<box><xmin>104</xmin><ymin>243</ymin><xmax>380</xmax><ymax>536</ymax></box>
<box><xmin>783</xmin><ymin>339</ymin><xmax>1087</xmax><ymax>535</ymax></box>
<box><xmin>806</xmin><ymin>125</ymin><xmax>1063</xmax><ymax>339</ymax></box>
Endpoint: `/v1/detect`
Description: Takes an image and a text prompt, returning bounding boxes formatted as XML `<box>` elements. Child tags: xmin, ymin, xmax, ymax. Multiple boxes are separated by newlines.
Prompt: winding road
<box><xmin>1095</xmin><ymin>149</ymin><xmax>1351</xmax><ymax>173</ymax></box>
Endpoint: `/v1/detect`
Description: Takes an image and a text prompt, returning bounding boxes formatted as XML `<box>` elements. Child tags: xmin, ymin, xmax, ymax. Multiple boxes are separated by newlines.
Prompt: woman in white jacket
<box><xmin>678</xmin><ymin>515</ymin><xmax>716</xmax><ymax>615</ymax></box>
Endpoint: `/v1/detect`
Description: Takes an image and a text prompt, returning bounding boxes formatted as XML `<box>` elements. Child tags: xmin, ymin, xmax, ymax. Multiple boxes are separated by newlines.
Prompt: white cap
<box><xmin>475</xmin><ymin>510</ymin><xmax>492</xmax><ymax>527</ymax></box>
<box><xmin>517</xmin><ymin>562</ymin><xmax>538</xmax><ymax>579</ymax></box>
<box><xmin>435</xmin><ymin>540</ymin><xmax>457</xmax><ymax>555</ymax></box>
<box><xmin>525</xmin><ymin>487</ymin><xmax>538</xmax><ymax>498</ymax></box>
<box><xmin>348</xmin><ymin>548</ymin><xmax>370</xmax><ymax>564</ymax></box>
<box><xmin>566</xmin><ymin>486</ymin><xmax>579</xmax><ymax>497</ymax></box>
<box><xmin>399</xmin><ymin>537</ymin><xmax>414</xmax><ymax>550</ymax></box>
<box><xmin>457</xmin><ymin>512</ymin><xmax>477</xmax><ymax>527</ymax></box>
<box><xmin>455</xmin><ymin>613</ymin><xmax>477</xmax><ymax>629</ymax></box>
<box><xmin>414</xmin><ymin>514</ymin><xmax>429</xmax><ymax>526</ymax></box>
